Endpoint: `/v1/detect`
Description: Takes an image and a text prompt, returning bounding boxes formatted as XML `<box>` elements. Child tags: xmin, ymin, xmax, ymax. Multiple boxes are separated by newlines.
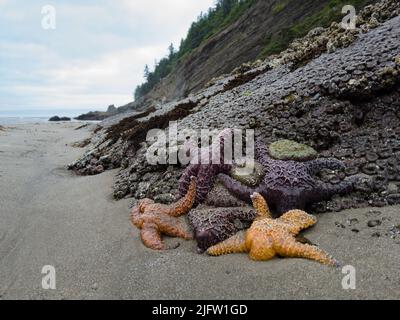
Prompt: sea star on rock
<box><xmin>207</xmin><ymin>193</ymin><xmax>339</xmax><ymax>266</ymax></box>
<box><xmin>188</xmin><ymin>205</ymin><xmax>257</xmax><ymax>253</ymax></box>
<box><xmin>218</xmin><ymin>140</ymin><xmax>355</xmax><ymax>216</ymax></box>
<box><xmin>179</xmin><ymin>128</ymin><xmax>234</xmax><ymax>204</ymax></box>
<box><xmin>130</xmin><ymin>176</ymin><xmax>196</xmax><ymax>250</ymax></box>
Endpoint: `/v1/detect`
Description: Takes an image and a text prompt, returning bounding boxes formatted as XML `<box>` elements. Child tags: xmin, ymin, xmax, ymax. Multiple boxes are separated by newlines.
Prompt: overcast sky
<box><xmin>0</xmin><ymin>0</ymin><xmax>215</xmax><ymax>112</ymax></box>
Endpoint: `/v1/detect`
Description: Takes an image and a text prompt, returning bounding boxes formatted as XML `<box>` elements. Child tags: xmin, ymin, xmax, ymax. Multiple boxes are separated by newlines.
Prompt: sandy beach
<box><xmin>0</xmin><ymin>122</ymin><xmax>399</xmax><ymax>299</ymax></box>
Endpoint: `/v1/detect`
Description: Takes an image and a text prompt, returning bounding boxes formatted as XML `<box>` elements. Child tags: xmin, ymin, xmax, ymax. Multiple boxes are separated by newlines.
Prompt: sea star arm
<box><xmin>178</xmin><ymin>164</ymin><xmax>199</xmax><ymax>197</ymax></box>
<box><xmin>254</xmin><ymin>139</ymin><xmax>275</xmax><ymax>170</ymax></box>
<box><xmin>140</xmin><ymin>222</ymin><xmax>165</xmax><ymax>250</ymax></box>
<box><xmin>250</xmin><ymin>192</ymin><xmax>272</xmax><ymax>218</ymax></box>
<box><xmin>279</xmin><ymin>210</ymin><xmax>317</xmax><ymax>234</ymax></box>
<box><xmin>311</xmin><ymin>179</ymin><xmax>355</xmax><ymax>203</ymax></box>
<box><xmin>130</xmin><ymin>205</ymin><xmax>142</xmax><ymax>228</ymax></box>
<box><xmin>307</xmin><ymin>158</ymin><xmax>345</xmax><ymax>175</ymax></box>
<box><xmin>195</xmin><ymin>167</ymin><xmax>219</xmax><ymax>203</ymax></box>
<box><xmin>207</xmin><ymin>231</ymin><xmax>247</xmax><ymax>256</ymax></box>
<box><xmin>157</xmin><ymin>215</ymin><xmax>193</xmax><ymax>240</ymax></box>
<box><xmin>228</xmin><ymin>208</ymin><xmax>258</xmax><ymax>222</ymax></box>
<box><xmin>165</xmin><ymin>176</ymin><xmax>196</xmax><ymax>217</ymax></box>
<box><xmin>275</xmin><ymin>239</ymin><xmax>339</xmax><ymax>267</ymax></box>
<box><xmin>217</xmin><ymin>173</ymin><xmax>258</xmax><ymax>203</ymax></box>
<box><xmin>196</xmin><ymin>138</ymin><xmax>233</xmax><ymax>203</ymax></box>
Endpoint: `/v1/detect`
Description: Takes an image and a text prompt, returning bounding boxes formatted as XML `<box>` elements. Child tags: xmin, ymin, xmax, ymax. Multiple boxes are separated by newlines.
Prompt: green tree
<box><xmin>168</xmin><ymin>43</ymin><xmax>175</xmax><ymax>60</ymax></box>
<box><xmin>134</xmin><ymin>0</ymin><xmax>257</xmax><ymax>101</ymax></box>
<box><xmin>144</xmin><ymin>64</ymin><xmax>150</xmax><ymax>80</ymax></box>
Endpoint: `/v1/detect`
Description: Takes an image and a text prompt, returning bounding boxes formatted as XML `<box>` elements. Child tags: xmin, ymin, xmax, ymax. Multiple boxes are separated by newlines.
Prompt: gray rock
<box><xmin>367</xmin><ymin>219</ymin><xmax>382</xmax><ymax>227</ymax></box>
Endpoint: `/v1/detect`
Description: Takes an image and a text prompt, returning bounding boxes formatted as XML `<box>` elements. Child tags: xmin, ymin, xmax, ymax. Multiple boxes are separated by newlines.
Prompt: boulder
<box><xmin>49</xmin><ymin>116</ymin><xmax>71</xmax><ymax>122</ymax></box>
<box><xmin>107</xmin><ymin>104</ymin><xmax>117</xmax><ymax>113</ymax></box>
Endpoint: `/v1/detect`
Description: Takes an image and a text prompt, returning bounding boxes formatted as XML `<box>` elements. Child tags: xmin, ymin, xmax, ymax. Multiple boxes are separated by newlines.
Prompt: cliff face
<box><xmin>136</xmin><ymin>0</ymin><xmax>353</xmax><ymax>106</ymax></box>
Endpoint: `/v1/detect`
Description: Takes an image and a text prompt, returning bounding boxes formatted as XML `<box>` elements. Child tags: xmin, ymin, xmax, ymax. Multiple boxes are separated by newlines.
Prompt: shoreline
<box><xmin>0</xmin><ymin>122</ymin><xmax>399</xmax><ymax>299</ymax></box>
<box><xmin>0</xmin><ymin>117</ymin><xmax>101</xmax><ymax>126</ymax></box>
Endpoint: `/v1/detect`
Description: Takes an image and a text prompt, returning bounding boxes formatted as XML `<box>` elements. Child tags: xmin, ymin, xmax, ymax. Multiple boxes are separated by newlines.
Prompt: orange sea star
<box><xmin>130</xmin><ymin>177</ymin><xmax>196</xmax><ymax>250</ymax></box>
<box><xmin>207</xmin><ymin>192</ymin><xmax>339</xmax><ymax>266</ymax></box>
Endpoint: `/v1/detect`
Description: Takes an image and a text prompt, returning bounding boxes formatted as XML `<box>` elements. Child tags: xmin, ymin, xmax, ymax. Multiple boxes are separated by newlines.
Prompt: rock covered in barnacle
<box><xmin>116</xmin><ymin>14</ymin><xmax>400</xmax><ymax>210</ymax></box>
<box><xmin>268</xmin><ymin>140</ymin><xmax>318</xmax><ymax>161</ymax></box>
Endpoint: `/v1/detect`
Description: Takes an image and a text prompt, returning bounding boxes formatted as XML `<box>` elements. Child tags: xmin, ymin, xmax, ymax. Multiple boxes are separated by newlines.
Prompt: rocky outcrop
<box><xmin>107</xmin><ymin>104</ymin><xmax>117</xmax><ymax>113</ymax></box>
<box><xmin>49</xmin><ymin>116</ymin><xmax>71</xmax><ymax>122</ymax></box>
<box><xmin>74</xmin><ymin>104</ymin><xmax>122</xmax><ymax>121</ymax></box>
<box><xmin>69</xmin><ymin>0</ymin><xmax>400</xmax><ymax>214</ymax></box>
<box><xmin>74</xmin><ymin>111</ymin><xmax>108</xmax><ymax>121</ymax></box>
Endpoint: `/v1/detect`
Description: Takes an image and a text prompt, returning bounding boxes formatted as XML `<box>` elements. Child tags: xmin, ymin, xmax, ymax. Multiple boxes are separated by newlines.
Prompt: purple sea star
<box><xmin>178</xmin><ymin>128</ymin><xmax>234</xmax><ymax>204</ymax></box>
<box><xmin>218</xmin><ymin>140</ymin><xmax>356</xmax><ymax>217</ymax></box>
<box><xmin>188</xmin><ymin>206</ymin><xmax>257</xmax><ymax>253</ymax></box>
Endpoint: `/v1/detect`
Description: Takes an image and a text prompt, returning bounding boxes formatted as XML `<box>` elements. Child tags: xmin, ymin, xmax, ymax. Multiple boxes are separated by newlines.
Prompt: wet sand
<box><xmin>0</xmin><ymin>123</ymin><xmax>399</xmax><ymax>299</ymax></box>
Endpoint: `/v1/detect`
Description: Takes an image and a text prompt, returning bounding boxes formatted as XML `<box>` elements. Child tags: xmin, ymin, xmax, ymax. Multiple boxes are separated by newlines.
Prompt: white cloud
<box><xmin>0</xmin><ymin>0</ymin><xmax>11</xmax><ymax>6</ymax></box>
<box><xmin>1</xmin><ymin>44</ymin><xmax>169</xmax><ymax>109</ymax></box>
<box><xmin>4</xmin><ymin>84</ymin><xmax>130</xmax><ymax>110</ymax></box>
<box><xmin>0</xmin><ymin>0</ymin><xmax>215</xmax><ymax>111</ymax></box>
<box><xmin>48</xmin><ymin>45</ymin><xmax>166</xmax><ymax>84</ymax></box>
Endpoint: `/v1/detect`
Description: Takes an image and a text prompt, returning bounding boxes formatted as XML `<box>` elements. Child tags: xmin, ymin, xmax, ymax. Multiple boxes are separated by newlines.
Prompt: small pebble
<box><xmin>335</xmin><ymin>221</ymin><xmax>345</xmax><ymax>228</ymax></box>
<box><xmin>367</xmin><ymin>220</ymin><xmax>382</xmax><ymax>227</ymax></box>
<box><xmin>346</xmin><ymin>218</ymin><xmax>359</xmax><ymax>226</ymax></box>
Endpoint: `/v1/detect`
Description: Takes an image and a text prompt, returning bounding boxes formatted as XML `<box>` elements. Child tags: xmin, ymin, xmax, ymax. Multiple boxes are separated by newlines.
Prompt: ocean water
<box><xmin>0</xmin><ymin>117</ymin><xmax>50</xmax><ymax>125</ymax></box>
<box><xmin>0</xmin><ymin>109</ymin><xmax>97</xmax><ymax>125</ymax></box>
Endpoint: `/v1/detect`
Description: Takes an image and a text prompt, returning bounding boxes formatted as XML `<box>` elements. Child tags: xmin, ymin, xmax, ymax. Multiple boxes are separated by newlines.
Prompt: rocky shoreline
<box><xmin>69</xmin><ymin>0</ymin><xmax>400</xmax><ymax>217</ymax></box>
